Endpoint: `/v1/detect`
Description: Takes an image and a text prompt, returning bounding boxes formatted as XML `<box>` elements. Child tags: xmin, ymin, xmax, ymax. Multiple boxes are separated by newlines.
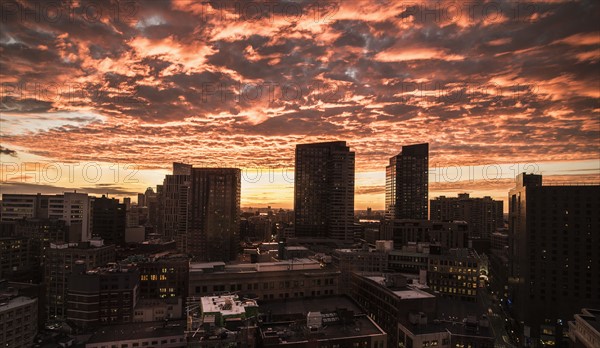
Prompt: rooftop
<box><xmin>0</xmin><ymin>296</ymin><xmax>37</xmax><ymax>312</ymax></box>
<box><xmin>190</xmin><ymin>258</ymin><xmax>321</xmax><ymax>273</ymax></box>
<box><xmin>259</xmin><ymin>296</ymin><xmax>386</xmax><ymax>345</ymax></box>
<box><xmin>201</xmin><ymin>295</ymin><xmax>258</xmax><ymax>317</ymax></box>
<box><xmin>86</xmin><ymin>320</ymin><xmax>185</xmax><ymax>344</ymax></box>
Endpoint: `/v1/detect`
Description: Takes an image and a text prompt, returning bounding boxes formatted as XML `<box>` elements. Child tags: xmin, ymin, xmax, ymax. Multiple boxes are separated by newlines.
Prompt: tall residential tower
<box><xmin>385</xmin><ymin>143</ymin><xmax>429</xmax><ymax>220</ymax></box>
<box><xmin>294</xmin><ymin>141</ymin><xmax>355</xmax><ymax>242</ymax></box>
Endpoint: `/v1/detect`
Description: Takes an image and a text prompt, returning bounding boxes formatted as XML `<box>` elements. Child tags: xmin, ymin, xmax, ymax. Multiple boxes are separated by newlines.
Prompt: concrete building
<box><xmin>347</xmin><ymin>272</ymin><xmax>494</xmax><ymax>348</ymax></box>
<box><xmin>188</xmin><ymin>259</ymin><xmax>340</xmax><ymax>301</ymax></box>
<box><xmin>158</xmin><ymin>163</ymin><xmax>191</xmax><ymax>251</ymax></box>
<box><xmin>430</xmin><ymin>193</ymin><xmax>503</xmax><ymax>239</ymax></box>
<box><xmin>66</xmin><ymin>263</ymin><xmax>140</xmax><ymax>330</ymax></box>
<box><xmin>427</xmin><ymin>248</ymin><xmax>487</xmax><ymax>302</ymax></box>
<box><xmin>0</xmin><ymin>236</ymin><xmax>36</xmax><ymax>281</ymax></box>
<box><xmin>133</xmin><ymin>298</ymin><xmax>182</xmax><ymax>322</ymax></box>
<box><xmin>387</xmin><ymin>242</ymin><xmax>440</xmax><ymax>274</ymax></box>
<box><xmin>508</xmin><ymin>173</ymin><xmax>600</xmax><ymax>345</ymax></box>
<box><xmin>133</xmin><ymin>252</ymin><xmax>190</xmax><ymax>301</ymax></box>
<box><xmin>188</xmin><ymin>168</ymin><xmax>241</xmax><ymax>261</ymax></box>
<box><xmin>385</xmin><ymin>143</ymin><xmax>429</xmax><ymax>220</ymax></box>
<box><xmin>91</xmin><ymin>195</ymin><xmax>126</xmax><ymax>246</ymax></box>
<box><xmin>1</xmin><ymin>192</ymin><xmax>92</xmax><ymax>241</ymax></box>
<box><xmin>381</xmin><ymin>219</ymin><xmax>469</xmax><ymax>249</ymax></box>
<box><xmin>44</xmin><ymin>239</ymin><xmax>115</xmax><ymax>319</ymax></box>
<box><xmin>568</xmin><ymin>308</ymin><xmax>600</xmax><ymax>348</ymax></box>
<box><xmin>294</xmin><ymin>141</ymin><xmax>355</xmax><ymax>242</ymax></box>
<box><xmin>0</xmin><ymin>295</ymin><xmax>38</xmax><ymax>348</ymax></box>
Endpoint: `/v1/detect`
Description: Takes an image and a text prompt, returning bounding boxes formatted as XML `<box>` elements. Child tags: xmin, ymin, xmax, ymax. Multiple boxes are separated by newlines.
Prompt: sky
<box><xmin>1</xmin><ymin>0</ymin><xmax>599</xmax><ymax>210</ymax></box>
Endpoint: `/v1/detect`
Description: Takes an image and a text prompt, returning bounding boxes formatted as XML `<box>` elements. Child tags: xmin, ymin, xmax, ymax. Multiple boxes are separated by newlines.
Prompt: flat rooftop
<box><xmin>259</xmin><ymin>296</ymin><xmax>386</xmax><ymax>344</ymax></box>
<box><xmin>190</xmin><ymin>258</ymin><xmax>321</xmax><ymax>273</ymax></box>
<box><xmin>201</xmin><ymin>295</ymin><xmax>257</xmax><ymax>316</ymax></box>
<box><xmin>86</xmin><ymin>320</ymin><xmax>185</xmax><ymax>344</ymax></box>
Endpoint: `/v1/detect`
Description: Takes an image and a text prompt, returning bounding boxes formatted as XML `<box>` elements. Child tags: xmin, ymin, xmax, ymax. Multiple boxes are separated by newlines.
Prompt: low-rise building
<box><xmin>381</xmin><ymin>219</ymin><xmax>469</xmax><ymax>249</ymax></box>
<box><xmin>188</xmin><ymin>258</ymin><xmax>340</xmax><ymax>301</ymax></box>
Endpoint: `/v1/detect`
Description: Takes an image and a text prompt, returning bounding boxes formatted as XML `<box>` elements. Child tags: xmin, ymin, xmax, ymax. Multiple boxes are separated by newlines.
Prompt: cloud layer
<box><xmin>1</xmin><ymin>0</ymin><xmax>598</xmax><ymax>205</ymax></box>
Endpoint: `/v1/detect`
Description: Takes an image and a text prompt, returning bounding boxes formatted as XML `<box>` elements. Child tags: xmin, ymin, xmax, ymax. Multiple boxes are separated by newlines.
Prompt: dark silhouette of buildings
<box><xmin>430</xmin><ymin>193</ymin><xmax>503</xmax><ymax>239</ymax></box>
<box><xmin>509</xmin><ymin>173</ymin><xmax>600</xmax><ymax>346</ymax></box>
<box><xmin>92</xmin><ymin>196</ymin><xmax>126</xmax><ymax>246</ymax></box>
<box><xmin>188</xmin><ymin>168</ymin><xmax>241</xmax><ymax>261</ymax></box>
<box><xmin>385</xmin><ymin>143</ymin><xmax>429</xmax><ymax>220</ymax></box>
<box><xmin>294</xmin><ymin>141</ymin><xmax>355</xmax><ymax>242</ymax></box>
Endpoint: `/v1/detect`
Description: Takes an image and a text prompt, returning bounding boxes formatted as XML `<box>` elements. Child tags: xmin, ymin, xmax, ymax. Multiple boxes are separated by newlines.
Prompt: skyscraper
<box><xmin>509</xmin><ymin>173</ymin><xmax>600</xmax><ymax>345</ymax></box>
<box><xmin>385</xmin><ymin>143</ymin><xmax>429</xmax><ymax>220</ymax></box>
<box><xmin>158</xmin><ymin>163</ymin><xmax>191</xmax><ymax>251</ymax></box>
<box><xmin>294</xmin><ymin>141</ymin><xmax>355</xmax><ymax>242</ymax></box>
<box><xmin>188</xmin><ymin>168</ymin><xmax>241</xmax><ymax>261</ymax></box>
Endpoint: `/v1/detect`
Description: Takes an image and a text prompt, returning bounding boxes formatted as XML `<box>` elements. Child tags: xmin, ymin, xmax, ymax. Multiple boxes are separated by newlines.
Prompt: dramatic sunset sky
<box><xmin>1</xmin><ymin>0</ymin><xmax>599</xmax><ymax>210</ymax></box>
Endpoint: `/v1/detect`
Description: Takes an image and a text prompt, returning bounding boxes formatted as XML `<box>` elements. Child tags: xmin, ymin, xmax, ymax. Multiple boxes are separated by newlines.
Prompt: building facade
<box><xmin>381</xmin><ymin>219</ymin><xmax>468</xmax><ymax>249</ymax></box>
<box><xmin>430</xmin><ymin>193</ymin><xmax>503</xmax><ymax>239</ymax></box>
<box><xmin>91</xmin><ymin>195</ymin><xmax>126</xmax><ymax>246</ymax></box>
<box><xmin>0</xmin><ymin>296</ymin><xmax>38</xmax><ymax>348</ymax></box>
<box><xmin>44</xmin><ymin>240</ymin><xmax>115</xmax><ymax>319</ymax></box>
<box><xmin>188</xmin><ymin>168</ymin><xmax>241</xmax><ymax>261</ymax></box>
<box><xmin>508</xmin><ymin>173</ymin><xmax>600</xmax><ymax>346</ymax></box>
<box><xmin>385</xmin><ymin>143</ymin><xmax>429</xmax><ymax>220</ymax></box>
<box><xmin>66</xmin><ymin>263</ymin><xmax>140</xmax><ymax>330</ymax></box>
<box><xmin>294</xmin><ymin>141</ymin><xmax>355</xmax><ymax>242</ymax></box>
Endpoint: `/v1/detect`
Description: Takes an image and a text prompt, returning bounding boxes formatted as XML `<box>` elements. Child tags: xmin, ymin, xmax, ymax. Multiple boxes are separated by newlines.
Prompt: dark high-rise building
<box><xmin>158</xmin><ymin>163</ymin><xmax>192</xmax><ymax>251</ymax></box>
<box><xmin>509</xmin><ymin>173</ymin><xmax>600</xmax><ymax>346</ymax></box>
<box><xmin>92</xmin><ymin>196</ymin><xmax>126</xmax><ymax>246</ymax></box>
<box><xmin>294</xmin><ymin>141</ymin><xmax>355</xmax><ymax>242</ymax></box>
<box><xmin>430</xmin><ymin>193</ymin><xmax>504</xmax><ymax>239</ymax></box>
<box><xmin>385</xmin><ymin>143</ymin><xmax>429</xmax><ymax>220</ymax></box>
<box><xmin>188</xmin><ymin>168</ymin><xmax>241</xmax><ymax>261</ymax></box>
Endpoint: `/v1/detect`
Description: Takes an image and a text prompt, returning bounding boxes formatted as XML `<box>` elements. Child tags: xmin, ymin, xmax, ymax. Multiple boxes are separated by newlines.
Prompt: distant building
<box><xmin>0</xmin><ymin>236</ymin><xmax>35</xmax><ymax>281</ymax></box>
<box><xmin>508</xmin><ymin>173</ymin><xmax>600</xmax><ymax>345</ymax></box>
<box><xmin>568</xmin><ymin>308</ymin><xmax>600</xmax><ymax>348</ymax></box>
<box><xmin>91</xmin><ymin>195</ymin><xmax>126</xmax><ymax>246</ymax></box>
<box><xmin>0</xmin><ymin>294</ymin><xmax>38</xmax><ymax>348</ymax></box>
<box><xmin>188</xmin><ymin>168</ymin><xmax>241</xmax><ymax>261</ymax></box>
<box><xmin>294</xmin><ymin>141</ymin><xmax>355</xmax><ymax>242</ymax></box>
<box><xmin>381</xmin><ymin>219</ymin><xmax>469</xmax><ymax>249</ymax></box>
<box><xmin>1</xmin><ymin>192</ymin><xmax>93</xmax><ymax>241</ymax></box>
<box><xmin>158</xmin><ymin>172</ymin><xmax>190</xmax><ymax>250</ymax></box>
<box><xmin>385</xmin><ymin>143</ymin><xmax>429</xmax><ymax>220</ymax></box>
<box><xmin>66</xmin><ymin>263</ymin><xmax>140</xmax><ymax>330</ymax></box>
<box><xmin>44</xmin><ymin>240</ymin><xmax>116</xmax><ymax>319</ymax></box>
<box><xmin>430</xmin><ymin>193</ymin><xmax>503</xmax><ymax>239</ymax></box>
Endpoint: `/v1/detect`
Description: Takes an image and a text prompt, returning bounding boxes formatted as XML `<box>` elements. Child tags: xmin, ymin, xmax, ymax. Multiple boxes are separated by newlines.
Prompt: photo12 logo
<box><xmin>199</xmin><ymin>1</ymin><xmax>339</xmax><ymax>24</ymax></box>
<box><xmin>1</xmin><ymin>0</ymin><xmax>139</xmax><ymax>24</ymax></box>
<box><xmin>1</xmin><ymin>162</ymin><xmax>140</xmax><ymax>184</ymax></box>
